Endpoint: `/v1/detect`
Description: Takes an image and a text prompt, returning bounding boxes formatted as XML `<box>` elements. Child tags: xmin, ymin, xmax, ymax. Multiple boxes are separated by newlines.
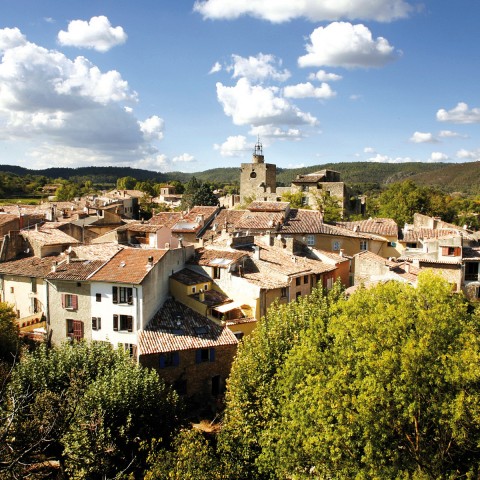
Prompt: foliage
<box><xmin>250</xmin><ymin>274</ymin><xmax>480</xmax><ymax>478</ymax></box>
<box><xmin>117</xmin><ymin>176</ymin><xmax>137</xmax><ymax>190</ymax></box>
<box><xmin>281</xmin><ymin>191</ymin><xmax>306</xmax><ymax>209</ymax></box>
<box><xmin>191</xmin><ymin>183</ymin><xmax>219</xmax><ymax>207</ymax></box>
<box><xmin>311</xmin><ymin>190</ymin><xmax>343</xmax><ymax>222</ymax></box>
<box><xmin>145</xmin><ymin>428</ymin><xmax>222</xmax><ymax>480</ymax></box>
<box><xmin>180</xmin><ymin>176</ymin><xmax>202</xmax><ymax>210</ymax></box>
<box><xmin>0</xmin><ymin>302</ymin><xmax>21</xmax><ymax>366</ymax></box>
<box><xmin>218</xmin><ymin>286</ymin><xmax>343</xmax><ymax>478</ymax></box>
<box><xmin>0</xmin><ymin>342</ymin><xmax>180</xmax><ymax>479</ymax></box>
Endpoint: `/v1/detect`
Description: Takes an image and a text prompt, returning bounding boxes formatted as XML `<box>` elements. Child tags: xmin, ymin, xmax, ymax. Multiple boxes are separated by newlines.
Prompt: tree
<box><xmin>181</xmin><ymin>176</ymin><xmax>201</xmax><ymax>210</ymax></box>
<box><xmin>281</xmin><ymin>191</ymin><xmax>306</xmax><ymax>209</ymax></box>
<box><xmin>0</xmin><ymin>303</ymin><xmax>21</xmax><ymax>366</ymax></box>
<box><xmin>191</xmin><ymin>183</ymin><xmax>219</xmax><ymax>207</ymax></box>
<box><xmin>257</xmin><ymin>274</ymin><xmax>480</xmax><ymax>478</ymax></box>
<box><xmin>312</xmin><ymin>190</ymin><xmax>343</xmax><ymax>223</ymax></box>
<box><xmin>117</xmin><ymin>176</ymin><xmax>137</xmax><ymax>190</ymax></box>
<box><xmin>0</xmin><ymin>342</ymin><xmax>180</xmax><ymax>479</ymax></box>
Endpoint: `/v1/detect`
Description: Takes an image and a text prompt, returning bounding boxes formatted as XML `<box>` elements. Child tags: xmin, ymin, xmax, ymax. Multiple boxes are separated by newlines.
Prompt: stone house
<box><xmin>138</xmin><ymin>299</ymin><xmax>238</xmax><ymax>403</ymax></box>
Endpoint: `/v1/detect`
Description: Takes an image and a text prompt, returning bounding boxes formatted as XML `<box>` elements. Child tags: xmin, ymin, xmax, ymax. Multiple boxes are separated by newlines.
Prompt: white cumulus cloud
<box><xmin>216</xmin><ymin>78</ymin><xmax>318</xmax><ymax>127</ymax></box>
<box><xmin>428</xmin><ymin>151</ymin><xmax>448</xmax><ymax>162</ymax></box>
<box><xmin>227</xmin><ymin>53</ymin><xmax>290</xmax><ymax>82</ymax></box>
<box><xmin>139</xmin><ymin>115</ymin><xmax>165</xmax><ymax>141</ymax></box>
<box><xmin>172</xmin><ymin>153</ymin><xmax>196</xmax><ymax>163</ymax></box>
<box><xmin>409</xmin><ymin>131</ymin><xmax>437</xmax><ymax>143</ymax></box>
<box><xmin>214</xmin><ymin>135</ymin><xmax>249</xmax><ymax>157</ymax></box>
<box><xmin>436</xmin><ymin>102</ymin><xmax>480</xmax><ymax>124</ymax></box>
<box><xmin>250</xmin><ymin>125</ymin><xmax>304</xmax><ymax>140</ymax></box>
<box><xmin>58</xmin><ymin>16</ymin><xmax>127</xmax><ymax>52</ymax></box>
<box><xmin>283</xmin><ymin>82</ymin><xmax>336</xmax><ymax>100</ymax></box>
<box><xmin>209</xmin><ymin>61</ymin><xmax>222</xmax><ymax>74</ymax></box>
<box><xmin>456</xmin><ymin>149</ymin><xmax>480</xmax><ymax>161</ymax></box>
<box><xmin>368</xmin><ymin>153</ymin><xmax>416</xmax><ymax>163</ymax></box>
<box><xmin>308</xmin><ymin>70</ymin><xmax>343</xmax><ymax>82</ymax></box>
<box><xmin>438</xmin><ymin>130</ymin><xmax>466</xmax><ymax>138</ymax></box>
<box><xmin>298</xmin><ymin>22</ymin><xmax>399</xmax><ymax>69</ymax></box>
<box><xmin>193</xmin><ymin>0</ymin><xmax>412</xmax><ymax>23</ymax></box>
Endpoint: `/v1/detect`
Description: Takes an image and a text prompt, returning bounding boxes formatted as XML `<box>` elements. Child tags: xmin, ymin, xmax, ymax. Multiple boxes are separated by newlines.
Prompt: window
<box><xmin>67</xmin><ymin>319</ymin><xmax>83</xmax><ymax>341</ymax></box>
<box><xmin>195</xmin><ymin>348</ymin><xmax>215</xmax><ymax>363</ymax></box>
<box><xmin>62</xmin><ymin>294</ymin><xmax>78</xmax><ymax>310</ymax></box>
<box><xmin>360</xmin><ymin>240</ymin><xmax>368</xmax><ymax>251</ymax></box>
<box><xmin>173</xmin><ymin>379</ymin><xmax>187</xmax><ymax>396</ymax></box>
<box><xmin>212</xmin><ymin>375</ymin><xmax>222</xmax><ymax>396</ymax></box>
<box><xmin>213</xmin><ymin>267</ymin><xmax>221</xmax><ymax>279</ymax></box>
<box><xmin>31</xmin><ymin>278</ymin><xmax>37</xmax><ymax>293</ymax></box>
<box><xmin>465</xmin><ymin>262</ymin><xmax>479</xmax><ymax>281</ymax></box>
<box><xmin>306</xmin><ymin>234</ymin><xmax>315</xmax><ymax>246</ymax></box>
<box><xmin>280</xmin><ymin>287</ymin><xmax>287</xmax><ymax>298</ymax></box>
<box><xmin>442</xmin><ymin>246</ymin><xmax>460</xmax><ymax>257</ymax></box>
<box><xmin>92</xmin><ymin>317</ymin><xmax>101</xmax><ymax>331</ymax></box>
<box><xmin>192</xmin><ymin>286</ymin><xmax>196</xmax><ymax>294</ymax></box>
<box><xmin>204</xmin><ymin>284</ymin><xmax>209</xmax><ymax>291</ymax></box>
<box><xmin>296</xmin><ymin>292</ymin><xmax>301</xmax><ymax>299</ymax></box>
<box><xmin>112</xmin><ymin>286</ymin><xmax>133</xmax><ymax>305</ymax></box>
<box><xmin>304</xmin><ymin>275</ymin><xmax>309</xmax><ymax>284</ymax></box>
<box><xmin>326</xmin><ymin>277</ymin><xmax>334</xmax><ymax>290</ymax></box>
<box><xmin>123</xmin><ymin>343</ymin><xmax>137</xmax><ymax>358</ymax></box>
<box><xmin>301</xmin><ymin>196</ymin><xmax>309</xmax><ymax>206</ymax></box>
<box><xmin>159</xmin><ymin>351</ymin><xmax>180</xmax><ymax>368</ymax></box>
<box><xmin>234</xmin><ymin>331</ymin><xmax>244</xmax><ymax>340</ymax></box>
<box><xmin>96</xmin><ymin>293</ymin><xmax>102</xmax><ymax>302</ymax></box>
<box><xmin>10</xmin><ymin>287</ymin><xmax>14</xmax><ymax>293</ymax></box>
<box><xmin>387</xmin><ymin>241</ymin><xmax>396</xmax><ymax>247</ymax></box>
<box><xmin>113</xmin><ymin>314</ymin><xmax>133</xmax><ymax>332</ymax></box>
<box><xmin>332</xmin><ymin>241</ymin><xmax>341</xmax><ymax>251</ymax></box>
<box><xmin>295</xmin><ymin>277</ymin><xmax>301</xmax><ymax>286</ymax></box>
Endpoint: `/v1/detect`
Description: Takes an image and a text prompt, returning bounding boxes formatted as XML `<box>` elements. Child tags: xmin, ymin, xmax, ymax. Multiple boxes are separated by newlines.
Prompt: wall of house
<box><xmin>0</xmin><ymin>275</ymin><xmax>47</xmax><ymax>319</ymax></box>
<box><xmin>190</xmin><ymin>264</ymin><xmax>262</xmax><ymax>320</ymax></box>
<box><xmin>239</xmin><ymin>160</ymin><xmax>277</xmax><ymax>203</ymax></box>
<box><xmin>48</xmin><ymin>279</ymin><xmax>92</xmax><ymax>345</ymax></box>
<box><xmin>140</xmin><ymin>343</ymin><xmax>237</xmax><ymax>403</ymax></box>
<box><xmin>156</xmin><ymin>227</ymin><xmax>179</xmax><ymax>249</ymax></box>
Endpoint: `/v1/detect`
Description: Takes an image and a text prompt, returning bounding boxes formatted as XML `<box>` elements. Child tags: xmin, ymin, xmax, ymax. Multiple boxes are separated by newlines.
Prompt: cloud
<box><xmin>364</xmin><ymin>146</ymin><xmax>375</xmax><ymax>153</ymax></box>
<box><xmin>0</xmin><ymin>27</ymin><xmax>164</xmax><ymax>168</ymax></box>
<box><xmin>216</xmin><ymin>78</ymin><xmax>318</xmax><ymax>127</ymax></box>
<box><xmin>227</xmin><ymin>53</ymin><xmax>290</xmax><ymax>82</ymax></box>
<box><xmin>193</xmin><ymin>0</ymin><xmax>412</xmax><ymax>23</ymax></box>
<box><xmin>139</xmin><ymin>115</ymin><xmax>165</xmax><ymax>141</ymax></box>
<box><xmin>350</xmin><ymin>94</ymin><xmax>363</xmax><ymax>101</ymax></box>
<box><xmin>428</xmin><ymin>151</ymin><xmax>448</xmax><ymax>162</ymax></box>
<box><xmin>209</xmin><ymin>61</ymin><xmax>222</xmax><ymax>74</ymax></box>
<box><xmin>438</xmin><ymin>130</ymin><xmax>466</xmax><ymax>138</ymax></box>
<box><xmin>283</xmin><ymin>82</ymin><xmax>336</xmax><ymax>100</ymax></box>
<box><xmin>436</xmin><ymin>102</ymin><xmax>480</xmax><ymax>124</ymax></box>
<box><xmin>136</xmin><ymin>154</ymin><xmax>172</xmax><ymax>172</ymax></box>
<box><xmin>308</xmin><ymin>70</ymin><xmax>342</xmax><ymax>82</ymax></box>
<box><xmin>172</xmin><ymin>153</ymin><xmax>196</xmax><ymax>163</ymax></box>
<box><xmin>58</xmin><ymin>16</ymin><xmax>127</xmax><ymax>52</ymax></box>
<box><xmin>298</xmin><ymin>22</ymin><xmax>399</xmax><ymax>69</ymax></box>
<box><xmin>214</xmin><ymin>135</ymin><xmax>249</xmax><ymax>157</ymax></box>
<box><xmin>409</xmin><ymin>131</ymin><xmax>437</xmax><ymax>143</ymax></box>
<box><xmin>250</xmin><ymin>125</ymin><xmax>305</xmax><ymax>140</ymax></box>
<box><xmin>368</xmin><ymin>153</ymin><xmax>417</xmax><ymax>163</ymax></box>
<box><xmin>456</xmin><ymin>149</ymin><xmax>480</xmax><ymax>161</ymax></box>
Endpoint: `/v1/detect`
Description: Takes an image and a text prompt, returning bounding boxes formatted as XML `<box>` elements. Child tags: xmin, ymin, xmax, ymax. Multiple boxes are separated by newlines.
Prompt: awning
<box><xmin>213</xmin><ymin>301</ymin><xmax>244</xmax><ymax>313</ymax></box>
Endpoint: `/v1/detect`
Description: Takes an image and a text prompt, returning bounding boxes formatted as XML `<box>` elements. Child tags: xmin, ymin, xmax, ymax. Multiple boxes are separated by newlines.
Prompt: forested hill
<box><xmin>0</xmin><ymin>161</ymin><xmax>479</xmax><ymax>193</ymax></box>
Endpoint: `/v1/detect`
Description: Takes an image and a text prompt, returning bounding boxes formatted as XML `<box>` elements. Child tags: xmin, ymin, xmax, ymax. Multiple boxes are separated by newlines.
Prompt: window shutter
<box><xmin>61</xmin><ymin>294</ymin><xmax>65</xmax><ymax>308</ymax></box>
<box><xmin>442</xmin><ymin>246</ymin><xmax>449</xmax><ymax>256</ymax></box>
<box><xmin>195</xmin><ymin>350</ymin><xmax>202</xmax><ymax>364</ymax></box>
<box><xmin>454</xmin><ymin>247</ymin><xmax>461</xmax><ymax>256</ymax></box>
<box><xmin>73</xmin><ymin>320</ymin><xmax>83</xmax><ymax>340</ymax></box>
<box><xmin>127</xmin><ymin>316</ymin><xmax>133</xmax><ymax>333</ymax></box>
<box><xmin>127</xmin><ymin>288</ymin><xmax>133</xmax><ymax>305</ymax></box>
<box><xmin>159</xmin><ymin>354</ymin><xmax>165</xmax><ymax>369</ymax></box>
<box><xmin>113</xmin><ymin>314</ymin><xmax>118</xmax><ymax>331</ymax></box>
<box><xmin>173</xmin><ymin>351</ymin><xmax>180</xmax><ymax>367</ymax></box>
<box><xmin>131</xmin><ymin>344</ymin><xmax>137</xmax><ymax>359</ymax></box>
<box><xmin>209</xmin><ymin>348</ymin><xmax>215</xmax><ymax>362</ymax></box>
<box><xmin>92</xmin><ymin>317</ymin><xmax>97</xmax><ymax>330</ymax></box>
<box><xmin>112</xmin><ymin>286</ymin><xmax>118</xmax><ymax>304</ymax></box>
<box><xmin>72</xmin><ymin>295</ymin><xmax>78</xmax><ymax>310</ymax></box>
<box><xmin>98</xmin><ymin>317</ymin><xmax>101</xmax><ymax>330</ymax></box>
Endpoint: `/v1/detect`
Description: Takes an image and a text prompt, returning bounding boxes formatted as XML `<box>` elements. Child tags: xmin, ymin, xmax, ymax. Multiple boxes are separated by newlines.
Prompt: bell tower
<box><xmin>239</xmin><ymin>139</ymin><xmax>277</xmax><ymax>203</ymax></box>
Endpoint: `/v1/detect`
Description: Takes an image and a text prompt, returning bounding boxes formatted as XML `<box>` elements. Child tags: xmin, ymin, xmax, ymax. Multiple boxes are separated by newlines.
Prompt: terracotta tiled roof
<box><xmin>247</xmin><ymin>201</ymin><xmax>290</xmax><ymax>212</ymax></box>
<box><xmin>138</xmin><ymin>299</ymin><xmax>238</xmax><ymax>355</ymax></box>
<box><xmin>402</xmin><ymin>228</ymin><xmax>458</xmax><ymax>242</ymax></box>
<box><xmin>90</xmin><ymin>248</ymin><xmax>168</xmax><ymax>284</ymax></box>
<box><xmin>189</xmin><ymin>248</ymin><xmax>248</xmax><ymax>267</ymax></box>
<box><xmin>170</xmin><ymin>268</ymin><xmax>212</xmax><ymax>286</ymax></box>
<box><xmin>126</xmin><ymin>223</ymin><xmax>165</xmax><ymax>233</ymax></box>
<box><xmin>462</xmin><ymin>247</ymin><xmax>480</xmax><ymax>260</ymax></box>
<box><xmin>191</xmin><ymin>289</ymin><xmax>231</xmax><ymax>307</ymax></box>
<box><xmin>337</xmin><ymin>218</ymin><xmax>398</xmax><ymax>237</ymax></box>
<box><xmin>106</xmin><ymin>189</ymin><xmax>146</xmax><ymax>199</ymax></box>
<box><xmin>235</xmin><ymin>211</ymin><xmax>284</xmax><ymax>230</ymax></box>
<box><xmin>203</xmin><ymin>209</ymin><xmax>246</xmax><ymax>235</ymax></box>
<box><xmin>292</xmin><ymin>173</ymin><xmax>326</xmax><ymax>183</ymax></box>
<box><xmin>148</xmin><ymin>213</ymin><xmax>183</xmax><ymax>228</ymax></box>
<box><xmin>184</xmin><ymin>206</ymin><xmax>219</xmax><ymax>222</ymax></box>
<box><xmin>0</xmin><ymin>214</ymin><xmax>19</xmax><ymax>226</ymax></box>
<box><xmin>0</xmin><ymin>255</ymin><xmax>60</xmax><ymax>277</ymax></box>
<box><xmin>70</xmin><ymin>243</ymin><xmax>123</xmax><ymax>261</ymax></box>
<box><xmin>46</xmin><ymin>259</ymin><xmax>106</xmax><ymax>281</ymax></box>
<box><xmin>22</xmin><ymin>227</ymin><xmax>80</xmax><ymax>246</ymax></box>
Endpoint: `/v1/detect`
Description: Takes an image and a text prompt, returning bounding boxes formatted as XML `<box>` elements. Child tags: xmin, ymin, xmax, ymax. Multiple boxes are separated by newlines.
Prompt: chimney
<box><xmin>146</xmin><ymin>255</ymin><xmax>154</xmax><ymax>270</ymax></box>
<box><xmin>340</xmin><ymin>249</ymin><xmax>344</xmax><ymax>257</ymax></box>
<box><xmin>51</xmin><ymin>261</ymin><xmax>57</xmax><ymax>273</ymax></box>
<box><xmin>199</xmin><ymin>289</ymin><xmax>205</xmax><ymax>302</ymax></box>
<box><xmin>253</xmin><ymin>245</ymin><xmax>260</xmax><ymax>260</ymax></box>
<box><xmin>404</xmin><ymin>262</ymin><xmax>410</xmax><ymax>273</ymax></box>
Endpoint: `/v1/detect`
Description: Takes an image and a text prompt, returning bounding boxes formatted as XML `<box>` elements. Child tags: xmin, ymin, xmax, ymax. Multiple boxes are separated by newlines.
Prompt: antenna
<box><xmin>254</xmin><ymin>136</ymin><xmax>262</xmax><ymax>156</ymax></box>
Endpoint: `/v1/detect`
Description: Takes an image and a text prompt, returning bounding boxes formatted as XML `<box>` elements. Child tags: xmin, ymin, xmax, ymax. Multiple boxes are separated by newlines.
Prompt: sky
<box><xmin>0</xmin><ymin>0</ymin><xmax>479</xmax><ymax>173</ymax></box>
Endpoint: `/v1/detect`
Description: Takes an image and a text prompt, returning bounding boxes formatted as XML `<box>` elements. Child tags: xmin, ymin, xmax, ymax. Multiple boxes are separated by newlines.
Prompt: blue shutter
<box><xmin>195</xmin><ymin>350</ymin><xmax>202</xmax><ymax>364</ymax></box>
<box><xmin>173</xmin><ymin>351</ymin><xmax>180</xmax><ymax>366</ymax></box>
<box><xmin>209</xmin><ymin>348</ymin><xmax>215</xmax><ymax>362</ymax></box>
<box><xmin>159</xmin><ymin>354</ymin><xmax>165</xmax><ymax>369</ymax></box>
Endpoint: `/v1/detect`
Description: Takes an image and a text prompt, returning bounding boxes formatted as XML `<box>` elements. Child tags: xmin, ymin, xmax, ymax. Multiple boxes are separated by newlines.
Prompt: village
<box><xmin>1</xmin><ymin>143</ymin><xmax>480</xmax><ymax>408</ymax></box>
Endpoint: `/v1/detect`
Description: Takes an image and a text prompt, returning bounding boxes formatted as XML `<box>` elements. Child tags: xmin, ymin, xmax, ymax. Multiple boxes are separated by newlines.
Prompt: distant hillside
<box><xmin>0</xmin><ymin>161</ymin><xmax>478</xmax><ymax>194</ymax></box>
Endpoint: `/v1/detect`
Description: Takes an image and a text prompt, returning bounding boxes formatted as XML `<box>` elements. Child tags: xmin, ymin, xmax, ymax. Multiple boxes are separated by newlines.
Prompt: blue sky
<box><xmin>0</xmin><ymin>0</ymin><xmax>479</xmax><ymax>173</ymax></box>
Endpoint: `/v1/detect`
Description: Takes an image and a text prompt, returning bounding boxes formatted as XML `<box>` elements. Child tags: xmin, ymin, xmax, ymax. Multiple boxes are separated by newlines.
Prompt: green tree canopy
<box><xmin>191</xmin><ymin>183</ymin><xmax>219</xmax><ymax>207</ymax></box>
<box><xmin>0</xmin><ymin>342</ymin><xmax>180</xmax><ymax>479</ymax></box>
<box><xmin>116</xmin><ymin>176</ymin><xmax>137</xmax><ymax>190</ymax></box>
